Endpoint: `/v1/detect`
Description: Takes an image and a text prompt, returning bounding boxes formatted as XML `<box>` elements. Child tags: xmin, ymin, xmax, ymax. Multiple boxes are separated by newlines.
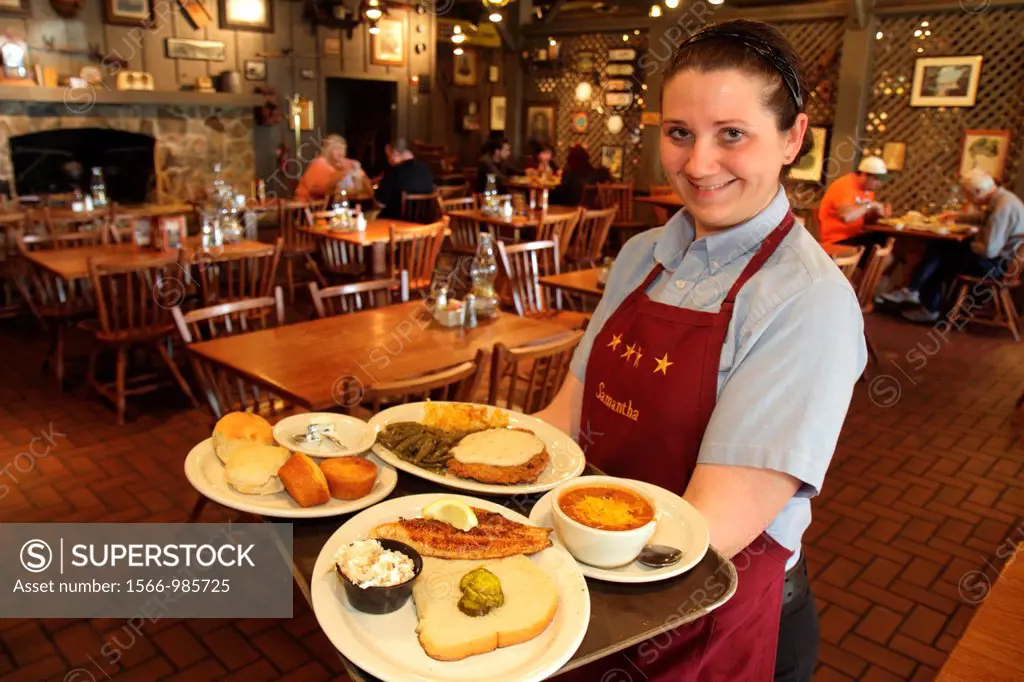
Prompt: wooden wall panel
<box><xmin>171</xmin><ymin>4</ymin><xmax>208</xmax><ymax>85</ymax></box>
<box><xmin>203</xmin><ymin>0</ymin><xmax>238</xmax><ymax>77</ymax></box>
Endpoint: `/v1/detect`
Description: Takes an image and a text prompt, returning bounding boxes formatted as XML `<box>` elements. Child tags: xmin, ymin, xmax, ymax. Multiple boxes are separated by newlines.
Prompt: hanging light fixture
<box><xmin>649</xmin><ymin>4</ymin><xmax>662</xmax><ymax>17</ymax></box>
<box><xmin>489</xmin><ymin>11</ymin><xmax>502</xmax><ymax>22</ymax></box>
<box><xmin>364</xmin><ymin>0</ymin><xmax>382</xmax><ymax>22</ymax></box>
<box><xmin>454</xmin><ymin>46</ymin><xmax>464</xmax><ymax>55</ymax></box>
<box><xmin>665</xmin><ymin>0</ymin><xmax>680</xmax><ymax>7</ymax></box>
<box><xmin>369</xmin><ymin>22</ymin><xmax>380</xmax><ymax>34</ymax></box>
<box><xmin>451</xmin><ymin>24</ymin><xmax>466</xmax><ymax>44</ymax></box>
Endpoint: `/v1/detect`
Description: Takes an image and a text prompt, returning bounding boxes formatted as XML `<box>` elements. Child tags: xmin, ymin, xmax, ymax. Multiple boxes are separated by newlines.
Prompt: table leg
<box><xmin>371</xmin><ymin>243</ymin><xmax>386</xmax><ymax>276</ymax></box>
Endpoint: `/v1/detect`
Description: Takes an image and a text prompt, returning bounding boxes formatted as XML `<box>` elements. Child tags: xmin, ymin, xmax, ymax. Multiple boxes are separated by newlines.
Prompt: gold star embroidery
<box><xmin>607</xmin><ymin>333</ymin><xmax>622</xmax><ymax>351</ymax></box>
<box><xmin>654</xmin><ymin>353</ymin><xmax>674</xmax><ymax>375</ymax></box>
<box><xmin>621</xmin><ymin>343</ymin><xmax>636</xmax><ymax>362</ymax></box>
<box><xmin>633</xmin><ymin>348</ymin><xmax>643</xmax><ymax>368</ymax></box>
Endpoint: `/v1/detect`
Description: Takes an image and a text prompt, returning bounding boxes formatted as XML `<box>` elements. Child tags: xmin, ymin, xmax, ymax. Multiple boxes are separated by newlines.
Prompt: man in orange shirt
<box><xmin>817</xmin><ymin>156</ymin><xmax>891</xmax><ymax>247</ymax></box>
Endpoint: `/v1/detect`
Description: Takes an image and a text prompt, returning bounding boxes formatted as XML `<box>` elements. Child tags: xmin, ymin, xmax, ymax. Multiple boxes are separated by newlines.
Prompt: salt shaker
<box><xmin>463</xmin><ymin>293</ymin><xmax>478</xmax><ymax>329</ymax></box>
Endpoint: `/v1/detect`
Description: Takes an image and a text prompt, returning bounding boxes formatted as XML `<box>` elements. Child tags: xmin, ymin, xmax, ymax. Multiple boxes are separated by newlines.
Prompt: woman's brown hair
<box><xmin>662</xmin><ymin>20</ymin><xmax>811</xmax><ymax>158</ymax></box>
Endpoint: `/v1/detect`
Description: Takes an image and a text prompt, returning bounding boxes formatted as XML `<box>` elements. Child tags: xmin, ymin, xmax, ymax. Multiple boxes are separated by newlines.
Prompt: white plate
<box><xmin>311</xmin><ymin>494</ymin><xmax>590</xmax><ymax>682</ymax></box>
<box><xmin>273</xmin><ymin>413</ymin><xmax>377</xmax><ymax>458</ymax></box>
<box><xmin>529</xmin><ymin>478</ymin><xmax>710</xmax><ymax>583</ymax></box>
<box><xmin>368</xmin><ymin>402</ymin><xmax>585</xmax><ymax>496</ymax></box>
<box><xmin>184</xmin><ymin>438</ymin><xmax>396</xmax><ymax>519</ymax></box>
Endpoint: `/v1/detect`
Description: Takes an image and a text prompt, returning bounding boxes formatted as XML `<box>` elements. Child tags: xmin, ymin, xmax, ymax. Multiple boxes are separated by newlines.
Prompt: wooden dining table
<box><xmin>303</xmin><ymin>218</ymin><xmax>437</xmax><ymax>275</ymax></box>
<box><xmin>635</xmin><ymin>193</ymin><xmax>685</xmax><ymax>210</ymax></box>
<box><xmin>867</xmin><ymin>220</ymin><xmax>977</xmax><ymax>243</ymax></box>
<box><xmin>23</xmin><ymin>238</ymin><xmax>268</xmax><ymax>281</ymax></box>
<box><xmin>540</xmin><ymin>268</ymin><xmax>605</xmax><ymax>298</ymax></box>
<box><xmin>186</xmin><ymin>302</ymin><xmax>586</xmax><ymax>411</ymax></box>
<box><xmin>449</xmin><ymin>205</ymin><xmax>578</xmax><ymax>242</ymax></box>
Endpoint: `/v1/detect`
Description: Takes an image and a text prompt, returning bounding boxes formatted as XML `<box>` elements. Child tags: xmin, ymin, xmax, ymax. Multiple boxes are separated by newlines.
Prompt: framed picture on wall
<box><xmin>488</xmin><ymin>64</ymin><xmax>500</xmax><ymax>83</ymax></box>
<box><xmin>911</xmin><ymin>56</ymin><xmax>983</xmax><ymax>107</ymax></box>
<box><xmin>960</xmin><ymin>129</ymin><xmax>1011</xmax><ymax>182</ymax></box>
<box><xmin>525</xmin><ymin>102</ymin><xmax>557</xmax><ymax>149</ymax></box>
<box><xmin>0</xmin><ymin>0</ymin><xmax>30</xmax><ymax>17</ymax></box>
<box><xmin>104</xmin><ymin>0</ymin><xmax>151</xmax><ymax>25</ymax></box>
<box><xmin>601</xmin><ymin>146</ymin><xmax>625</xmax><ymax>181</ymax></box>
<box><xmin>372</xmin><ymin>13</ymin><xmax>406</xmax><ymax>66</ymax></box>
<box><xmin>219</xmin><ymin>0</ymin><xmax>273</xmax><ymax>32</ymax></box>
<box><xmin>788</xmin><ymin>126</ymin><xmax>829</xmax><ymax>183</ymax></box>
<box><xmin>453</xmin><ymin>49</ymin><xmax>478</xmax><ymax>86</ymax></box>
<box><xmin>243</xmin><ymin>59</ymin><xmax>266</xmax><ymax>81</ymax></box>
<box><xmin>490</xmin><ymin>96</ymin><xmax>507</xmax><ymax>132</ymax></box>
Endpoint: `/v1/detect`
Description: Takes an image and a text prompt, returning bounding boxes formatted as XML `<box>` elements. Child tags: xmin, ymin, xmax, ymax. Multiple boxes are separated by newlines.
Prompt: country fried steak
<box><xmin>446</xmin><ymin>450</ymin><xmax>550</xmax><ymax>485</ymax></box>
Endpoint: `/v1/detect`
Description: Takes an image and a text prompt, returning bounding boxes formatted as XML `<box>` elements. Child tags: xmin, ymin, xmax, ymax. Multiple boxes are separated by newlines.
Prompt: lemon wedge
<box><xmin>422</xmin><ymin>498</ymin><xmax>478</xmax><ymax>532</ymax></box>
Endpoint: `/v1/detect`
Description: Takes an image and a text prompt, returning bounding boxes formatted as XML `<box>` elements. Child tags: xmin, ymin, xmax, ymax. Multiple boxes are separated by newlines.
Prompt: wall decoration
<box><xmin>289</xmin><ymin>96</ymin><xmax>314</xmax><ymax>131</ymax></box>
<box><xmin>0</xmin><ymin>0</ymin><xmax>30</xmax><ymax>17</ymax></box>
<box><xmin>105</xmin><ymin>0</ymin><xmax>151</xmax><ymax>26</ymax></box>
<box><xmin>571</xmin><ymin>111</ymin><xmax>588</xmax><ymax>134</ymax></box>
<box><xmin>243</xmin><ymin>59</ymin><xmax>266</xmax><ymax>81</ymax></box>
<box><xmin>607</xmin><ymin>48</ymin><xmax>636</xmax><ymax>61</ymax></box>
<box><xmin>525</xmin><ymin>102</ymin><xmax>557</xmax><ymax>148</ymax></box>
<box><xmin>453</xmin><ymin>48</ymin><xmax>478</xmax><ymax>86</ymax></box>
<box><xmin>165</xmin><ymin>38</ymin><xmax>225</xmax><ymax>61</ymax></box>
<box><xmin>158</xmin><ymin>215</ymin><xmax>185</xmax><ymax>250</ymax></box>
<box><xmin>960</xmin><ymin>129</ymin><xmax>1011</xmax><ymax>182</ymax></box>
<box><xmin>458</xmin><ymin>100</ymin><xmax>480</xmax><ymax>132</ymax></box>
<box><xmin>882</xmin><ymin>142</ymin><xmax>906</xmax><ymax>171</ymax></box>
<box><xmin>605</xmin><ymin>92</ymin><xmax>633</xmax><ymax>108</ymax></box>
<box><xmin>490</xmin><ymin>96</ymin><xmax>507</xmax><ymax>131</ymax></box>
<box><xmin>372</xmin><ymin>12</ymin><xmax>406</xmax><ymax>66</ymax></box>
<box><xmin>910</xmin><ymin>56</ymin><xmax>983</xmax><ymax>107</ymax></box>
<box><xmin>300</xmin><ymin>68</ymin><xmax>315</xmax><ymax>80</ymax></box>
<box><xmin>116</xmin><ymin>71</ymin><xmax>153</xmax><ymax>90</ymax></box>
<box><xmin>788</xmin><ymin>126</ymin><xmax>829</xmax><ymax>183</ymax></box>
<box><xmin>488</xmin><ymin>64</ymin><xmax>499</xmax><ymax>83</ymax></box>
<box><xmin>606</xmin><ymin>78</ymin><xmax>632</xmax><ymax>91</ymax></box>
<box><xmin>606</xmin><ymin>115</ymin><xmax>624</xmax><ymax>135</ymax></box>
<box><xmin>605</xmin><ymin>63</ymin><xmax>635</xmax><ymax>77</ymax></box>
<box><xmin>219</xmin><ymin>0</ymin><xmax>273</xmax><ymax>32</ymax></box>
<box><xmin>575</xmin><ymin>51</ymin><xmax>595</xmax><ymax>74</ymax></box>
<box><xmin>601</xmin><ymin>146</ymin><xmax>624</xmax><ymax>180</ymax></box>
<box><xmin>324</xmin><ymin>37</ymin><xmax>341</xmax><ymax>55</ymax></box>
<box><xmin>641</xmin><ymin>111</ymin><xmax>661</xmax><ymax>126</ymax></box>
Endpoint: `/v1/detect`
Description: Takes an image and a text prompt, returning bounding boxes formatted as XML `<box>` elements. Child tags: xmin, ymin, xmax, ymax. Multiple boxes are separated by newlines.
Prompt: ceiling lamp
<box><xmin>368</xmin><ymin>23</ymin><xmax>380</xmax><ymax>34</ymax></box>
<box><xmin>665</xmin><ymin>0</ymin><xmax>679</xmax><ymax>7</ymax></box>
<box><xmin>451</xmin><ymin>24</ymin><xmax>466</xmax><ymax>44</ymax></box>
<box><xmin>454</xmin><ymin>46</ymin><xmax>464</xmax><ymax>55</ymax></box>
<box><xmin>481</xmin><ymin>0</ymin><xmax>511</xmax><ymax>8</ymax></box>
<box><xmin>649</xmin><ymin>4</ymin><xmax>662</xmax><ymax>17</ymax></box>
<box><xmin>364</xmin><ymin>0</ymin><xmax>382</xmax><ymax>21</ymax></box>
<box><xmin>575</xmin><ymin>81</ymin><xmax>592</xmax><ymax>101</ymax></box>
<box><xmin>489</xmin><ymin>11</ymin><xmax>502</xmax><ymax>22</ymax></box>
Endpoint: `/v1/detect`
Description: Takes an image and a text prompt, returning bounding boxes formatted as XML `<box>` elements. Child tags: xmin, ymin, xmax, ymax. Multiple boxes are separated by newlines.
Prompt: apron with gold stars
<box><xmin>573</xmin><ymin>212</ymin><xmax>797</xmax><ymax>681</ymax></box>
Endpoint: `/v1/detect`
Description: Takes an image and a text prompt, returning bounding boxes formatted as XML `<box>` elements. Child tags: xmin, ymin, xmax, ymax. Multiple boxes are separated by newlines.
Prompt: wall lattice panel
<box><xmin>862</xmin><ymin>9</ymin><xmax>1024</xmax><ymax>212</ymax></box>
<box><xmin>525</xmin><ymin>32</ymin><xmax>649</xmax><ymax>182</ymax></box>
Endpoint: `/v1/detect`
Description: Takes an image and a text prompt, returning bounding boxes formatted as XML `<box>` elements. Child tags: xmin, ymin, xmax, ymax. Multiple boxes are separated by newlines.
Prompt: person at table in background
<box><xmin>374</xmin><ymin>139</ymin><xmax>435</xmax><ymax>220</ymax></box>
<box><xmin>534</xmin><ymin>20</ymin><xmax>865</xmax><ymax>682</ymax></box>
<box><xmin>475</xmin><ymin>138</ymin><xmax>519</xmax><ymax>193</ymax></box>
<box><xmin>817</xmin><ymin>155</ymin><xmax>892</xmax><ymax>250</ymax></box>
<box><xmin>294</xmin><ymin>135</ymin><xmax>371</xmax><ymax>202</ymax></box>
<box><xmin>549</xmin><ymin>144</ymin><xmax>611</xmax><ymax>207</ymax></box>
<box><xmin>883</xmin><ymin>168</ymin><xmax>1024</xmax><ymax>322</ymax></box>
<box><xmin>525</xmin><ymin>142</ymin><xmax>559</xmax><ymax>177</ymax></box>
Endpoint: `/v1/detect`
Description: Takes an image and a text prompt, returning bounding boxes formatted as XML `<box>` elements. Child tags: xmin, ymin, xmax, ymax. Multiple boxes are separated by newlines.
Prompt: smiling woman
<box><xmin>534</xmin><ymin>19</ymin><xmax>867</xmax><ymax>682</ymax></box>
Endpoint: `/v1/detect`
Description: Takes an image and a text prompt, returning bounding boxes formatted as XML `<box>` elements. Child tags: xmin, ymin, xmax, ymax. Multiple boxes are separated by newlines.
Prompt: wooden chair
<box><xmin>566</xmin><ymin>207</ymin><xmax>617</xmax><ymax>270</ymax></box>
<box><xmin>439</xmin><ymin>196</ymin><xmax>478</xmax><ymax>215</ymax></box>
<box><xmin>488</xmin><ymin>331</ymin><xmax>583</xmax><ymax>413</ymax></box>
<box><xmin>82</xmin><ymin>253</ymin><xmax>199</xmax><ymax>424</ymax></box>
<box><xmin>833</xmin><ymin>247</ymin><xmax>864</xmax><ymax>282</ymax></box>
<box><xmin>356</xmin><ymin>349</ymin><xmax>487</xmax><ymax>414</ymax></box>
<box><xmin>537</xmin><ymin>209</ymin><xmax>582</xmax><ymax>264</ymax></box>
<box><xmin>172</xmin><ymin>287</ymin><xmax>285</xmax><ymax>344</ymax></box>
<box><xmin>947</xmin><ymin>248</ymin><xmax>1024</xmax><ymax>342</ymax></box>
<box><xmin>437</xmin><ymin>184</ymin><xmax>470</xmax><ymax>200</ymax></box>
<box><xmin>194</xmin><ymin>238</ymin><xmax>283</xmax><ymax>305</ymax></box>
<box><xmin>401</xmin><ymin>191</ymin><xmax>443</xmax><ymax>224</ymax></box>
<box><xmin>309</xmin><ymin>275</ymin><xmax>409</xmax><ymax>318</ymax></box>
<box><xmin>855</xmin><ymin>238</ymin><xmax>895</xmax><ymax>370</ymax></box>
<box><xmin>0</xmin><ymin>211</ymin><xmax>27</xmax><ymax>319</ymax></box>
<box><xmin>278</xmin><ymin>200</ymin><xmax>326</xmax><ymax>303</ymax></box>
<box><xmin>648</xmin><ymin>184</ymin><xmax>674</xmax><ymax>195</ymax></box>
<box><xmin>597</xmin><ymin>182</ymin><xmax>647</xmax><ymax>231</ymax></box>
<box><xmin>42</xmin><ymin>205</ymin><xmax>112</xmax><ymax>241</ymax></box>
<box><xmin>388</xmin><ymin>219</ymin><xmax>447</xmax><ymax>294</ymax></box>
<box><xmin>496</xmin><ymin>238</ymin><xmax>588</xmax><ymax>331</ymax></box>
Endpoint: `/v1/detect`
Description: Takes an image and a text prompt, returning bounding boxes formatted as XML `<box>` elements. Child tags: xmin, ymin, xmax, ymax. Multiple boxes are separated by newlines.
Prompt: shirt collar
<box><xmin>653</xmin><ymin>186</ymin><xmax>791</xmax><ymax>274</ymax></box>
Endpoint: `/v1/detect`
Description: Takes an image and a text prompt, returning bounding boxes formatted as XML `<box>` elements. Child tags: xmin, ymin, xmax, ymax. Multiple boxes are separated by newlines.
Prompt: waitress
<box><xmin>536</xmin><ymin>20</ymin><xmax>866</xmax><ymax>682</ymax></box>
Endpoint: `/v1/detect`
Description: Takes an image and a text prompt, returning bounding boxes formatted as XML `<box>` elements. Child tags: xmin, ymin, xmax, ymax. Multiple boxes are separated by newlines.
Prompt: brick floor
<box><xmin>1</xmin><ymin>307</ymin><xmax>1023</xmax><ymax>681</ymax></box>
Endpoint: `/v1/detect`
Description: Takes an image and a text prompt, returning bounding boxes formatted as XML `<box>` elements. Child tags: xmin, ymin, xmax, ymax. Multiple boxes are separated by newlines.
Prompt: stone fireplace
<box><xmin>0</xmin><ymin>102</ymin><xmax>256</xmax><ymax>205</ymax></box>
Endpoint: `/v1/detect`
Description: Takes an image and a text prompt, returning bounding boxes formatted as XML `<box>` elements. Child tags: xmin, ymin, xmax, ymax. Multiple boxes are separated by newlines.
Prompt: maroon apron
<box><xmin>568</xmin><ymin>213</ymin><xmax>797</xmax><ymax>681</ymax></box>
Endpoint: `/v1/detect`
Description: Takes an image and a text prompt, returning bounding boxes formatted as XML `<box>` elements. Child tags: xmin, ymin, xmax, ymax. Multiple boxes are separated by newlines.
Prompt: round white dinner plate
<box><xmin>529</xmin><ymin>479</ymin><xmax>710</xmax><ymax>584</ymax></box>
<box><xmin>272</xmin><ymin>413</ymin><xmax>377</xmax><ymax>458</ymax></box>
<box><xmin>184</xmin><ymin>438</ymin><xmax>396</xmax><ymax>519</ymax></box>
<box><xmin>367</xmin><ymin>402</ymin><xmax>585</xmax><ymax>496</ymax></box>
<box><xmin>311</xmin><ymin>494</ymin><xmax>590</xmax><ymax>682</ymax></box>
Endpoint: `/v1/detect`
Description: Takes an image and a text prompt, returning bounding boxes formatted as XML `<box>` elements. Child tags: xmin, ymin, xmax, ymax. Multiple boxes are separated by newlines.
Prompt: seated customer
<box><xmin>883</xmin><ymin>169</ymin><xmax>1024</xmax><ymax>322</ymax></box>
<box><xmin>549</xmin><ymin>145</ymin><xmax>610</xmax><ymax>207</ymax></box>
<box><xmin>295</xmin><ymin>135</ymin><xmax>370</xmax><ymax>201</ymax></box>
<box><xmin>374</xmin><ymin>139</ymin><xmax>435</xmax><ymax>220</ymax></box>
<box><xmin>475</xmin><ymin>138</ymin><xmax>517</xmax><ymax>193</ymax></box>
<box><xmin>818</xmin><ymin>156</ymin><xmax>891</xmax><ymax>248</ymax></box>
<box><xmin>525</xmin><ymin>143</ymin><xmax>559</xmax><ymax>176</ymax></box>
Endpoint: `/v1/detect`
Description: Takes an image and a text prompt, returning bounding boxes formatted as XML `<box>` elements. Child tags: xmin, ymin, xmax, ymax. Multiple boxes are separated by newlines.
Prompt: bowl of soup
<box><xmin>551</xmin><ymin>476</ymin><xmax>658</xmax><ymax>568</ymax></box>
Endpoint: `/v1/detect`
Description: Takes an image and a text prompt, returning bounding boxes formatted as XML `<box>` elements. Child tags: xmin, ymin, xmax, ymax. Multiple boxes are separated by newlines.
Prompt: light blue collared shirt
<box><xmin>571</xmin><ymin>187</ymin><xmax>867</xmax><ymax>569</ymax></box>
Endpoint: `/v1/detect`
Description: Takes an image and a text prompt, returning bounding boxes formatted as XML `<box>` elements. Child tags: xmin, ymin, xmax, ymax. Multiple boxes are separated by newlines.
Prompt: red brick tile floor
<box><xmin>1</xmin><ymin>309</ymin><xmax>1023</xmax><ymax>681</ymax></box>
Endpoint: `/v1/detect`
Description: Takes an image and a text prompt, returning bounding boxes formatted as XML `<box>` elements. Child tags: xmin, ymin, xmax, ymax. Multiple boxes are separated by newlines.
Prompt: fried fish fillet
<box><xmin>370</xmin><ymin>508</ymin><xmax>553</xmax><ymax>559</ymax></box>
<box><xmin>446</xmin><ymin>451</ymin><xmax>550</xmax><ymax>485</ymax></box>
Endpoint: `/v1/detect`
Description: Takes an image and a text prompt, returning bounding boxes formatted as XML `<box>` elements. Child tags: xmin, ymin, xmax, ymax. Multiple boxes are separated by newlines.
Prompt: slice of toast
<box><xmin>412</xmin><ymin>555</ymin><xmax>558</xmax><ymax>661</ymax></box>
<box><xmin>371</xmin><ymin>509</ymin><xmax>552</xmax><ymax>560</ymax></box>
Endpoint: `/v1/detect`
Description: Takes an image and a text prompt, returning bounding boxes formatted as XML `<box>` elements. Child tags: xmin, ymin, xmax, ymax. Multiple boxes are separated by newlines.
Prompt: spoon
<box><xmin>636</xmin><ymin>544</ymin><xmax>683</xmax><ymax>568</ymax></box>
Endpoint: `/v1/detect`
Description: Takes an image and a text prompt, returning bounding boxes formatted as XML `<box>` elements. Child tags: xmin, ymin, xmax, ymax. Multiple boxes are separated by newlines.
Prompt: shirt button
<box><xmin>675</xmin><ymin>279</ymin><xmax>686</xmax><ymax>290</ymax></box>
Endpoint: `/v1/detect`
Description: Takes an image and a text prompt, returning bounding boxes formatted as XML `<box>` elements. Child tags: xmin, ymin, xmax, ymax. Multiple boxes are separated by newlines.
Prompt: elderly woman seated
<box><xmin>295</xmin><ymin>134</ymin><xmax>371</xmax><ymax>202</ymax></box>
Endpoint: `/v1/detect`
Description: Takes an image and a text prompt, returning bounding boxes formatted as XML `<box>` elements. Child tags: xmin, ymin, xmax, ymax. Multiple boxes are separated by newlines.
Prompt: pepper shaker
<box><xmin>463</xmin><ymin>293</ymin><xmax>478</xmax><ymax>329</ymax></box>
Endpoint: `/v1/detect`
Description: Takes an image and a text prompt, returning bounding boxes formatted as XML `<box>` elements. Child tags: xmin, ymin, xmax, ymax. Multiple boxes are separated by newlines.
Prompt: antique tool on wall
<box><xmin>178</xmin><ymin>0</ymin><xmax>213</xmax><ymax>29</ymax></box>
<box><xmin>32</xmin><ymin>36</ymin><xmax>128</xmax><ymax>70</ymax></box>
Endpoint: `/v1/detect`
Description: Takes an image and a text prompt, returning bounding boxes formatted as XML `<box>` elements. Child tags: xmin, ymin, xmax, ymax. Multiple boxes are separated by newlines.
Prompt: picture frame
<box><xmin>131</xmin><ymin>218</ymin><xmax>153</xmax><ymax>249</ymax></box>
<box><xmin>571</xmin><ymin>111</ymin><xmax>588</xmax><ymax>134</ymax></box>
<box><xmin>911</xmin><ymin>56</ymin><xmax>983</xmax><ymax>107</ymax></box>
<box><xmin>458</xmin><ymin>100</ymin><xmax>481</xmax><ymax>132</ymax></box>
<box><xmin>960</xmin><ymin>129</ymin><xmax>1011</xmax><ymax>182</ymax></box>
<box><xmin>165</xmin><ymin>38</ymin><xmax>226</xmax><ymax>61</ymax></box>
<box><xmin>243</xmin><ymin>59</ymin><xmax>266</xmax><ymax>81</ymax></box>
<box><xmin>104</xmin><ymin>0</ymin><xmax>151</xmax><ymax>26</ymax></box>
<box><xmin>453</xmin><ymin>48</ymin><xmax>478</xmax><ymax>86</ymax></box>
<box><xmin>575</xmin><ymin>51</ymin><xmax>595</xmax><ymax>74</ymax></box>
<box><xmin>601</xmin><ymin>146</ymin><xmax>625</xmax><ymax>181</ymax></box>
<box><xmin>788</xmin><ymin>126</ymin><xmax>829</xmax><ymax>183</ymax></box>
<box><xmin>288</xmin><ymin>96</ymin><xmax>314</xmax><ymax>131</ymax></box>
<box><xmin>219</xmin><ymin>0</ymin><xmax>273</xmax><ymax>32</ymax></box>
<box><xmin>371</xmin><ymin>13</ymin><xmax>406</xmax><ymax>66</ymax></box>
<box><xmin>158</xmin><ymin>215</ymin><xmax>186</xmax><ymax>251</ymax></box>
<box><xmin>525</xmin><ymin>102</ymin><xmax>557</xmax><ymax>149</ymax></box>
<box><xmin>0</xmin><ymin>0</ymin><xmax>31</xmax><ymax>16</ymax></box>
<box><xmin>488</xmin><ymin>64</ymin><xmax>500</xmax><ymax>84</ymax></box>
<box><xmin>490</xmin><ymin>96</ymin><xmax>507</xmax><ymax>132</ymax></box>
